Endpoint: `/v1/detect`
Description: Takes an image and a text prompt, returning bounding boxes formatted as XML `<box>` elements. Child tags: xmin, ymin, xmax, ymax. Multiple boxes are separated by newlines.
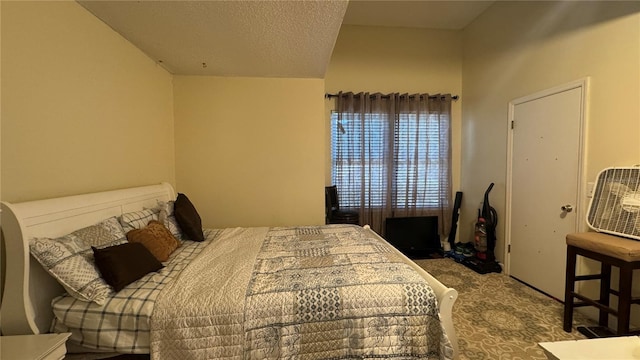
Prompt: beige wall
<box><xmin>0</xmin><ymin>0</ymin><xmax>175</xmax><ymax>323</ymax></box>
<box><xmin>1</xmin><ymin>1</ymin><xmax>175</xmax><ymax>203</ymax></box>
<box><xmin>173</xmin><ymin>76</ymin><xmax>325</xmax><ymax>228</ymax></box>
<box><xmin>461</xmin><ymin>1</ymin><xmax>640</xmax><ymax>261</ymax></box>
<box><xmin>324</xmin><ymin>25</ymin><xmax>463</xmax><ymax>227</ymax></box>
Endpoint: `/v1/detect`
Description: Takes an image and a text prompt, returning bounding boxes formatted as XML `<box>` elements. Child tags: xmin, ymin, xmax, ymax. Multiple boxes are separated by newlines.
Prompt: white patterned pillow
<box><xmin>119</xmin><ymin>209</ymin><xmax>159</xmax><ymax>233</ymax></box>
<box><xmin>72</xmin><ymin>217</ymin><xmax>127</xmax><ymax>248</ymax></box>
<box><xmin>157</xmin><ymin>201</ymin><xmax>183</xmax><ymax>240</ymax></box>
<box><xmin>29</xmin><ymin>217</ymin><xmax>127</xmax><ymax>304</ymax></box>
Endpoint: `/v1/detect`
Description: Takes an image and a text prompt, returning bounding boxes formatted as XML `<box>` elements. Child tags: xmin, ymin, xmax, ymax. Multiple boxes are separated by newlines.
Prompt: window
<box><xmin>329</xmin><ymin>91</ymin><xmax>452</xmax><ymax>234</ymax></box>
<box><xmin>331</xmin><ymin>109</ymin><xmax>450</xmax><ymax>210</ymax></box>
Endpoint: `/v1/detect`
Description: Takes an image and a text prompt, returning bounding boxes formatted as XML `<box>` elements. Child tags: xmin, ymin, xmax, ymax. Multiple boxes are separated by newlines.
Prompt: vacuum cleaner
<box><xmin>462</xmin><ymin>183</ymin><xmax>502</xmax><ymax>274</ymax></box>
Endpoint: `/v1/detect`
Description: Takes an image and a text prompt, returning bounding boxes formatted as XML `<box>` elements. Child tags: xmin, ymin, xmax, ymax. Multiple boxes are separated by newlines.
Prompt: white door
<box><xmin>507</xmin><ymin>81</ymin><xmax>586</xmax><ymax>300</ymax></box>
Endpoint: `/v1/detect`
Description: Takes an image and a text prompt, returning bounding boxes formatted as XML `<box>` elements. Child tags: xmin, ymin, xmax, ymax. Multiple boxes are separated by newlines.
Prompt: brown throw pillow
<box><xmin>92</xmin><ymin>242</ymin><xmax>163</xmax><ymax>292</ymax></box>
<box><xmin>126</xmin><ymin>220</ymin><xmax>180</xmax><ymax>262</ymax></box>
<box><xmin>174</xmin><ymin>193</ymin><xmax>205</xmax><ymax>242</ymax></box>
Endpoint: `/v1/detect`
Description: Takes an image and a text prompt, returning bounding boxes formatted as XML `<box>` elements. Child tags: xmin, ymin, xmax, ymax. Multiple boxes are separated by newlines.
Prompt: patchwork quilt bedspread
<box><xmin>151</xmin><ymin>225</ymin><xmax>453</xmax><ymax>359</ymax></box>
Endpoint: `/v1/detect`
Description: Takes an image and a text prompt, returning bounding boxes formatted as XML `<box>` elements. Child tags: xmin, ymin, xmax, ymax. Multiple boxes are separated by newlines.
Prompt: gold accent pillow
<box><xmin>126</xmin><ymin>220</ymin><xmax>180</xmax><ymax>262</ymax></box>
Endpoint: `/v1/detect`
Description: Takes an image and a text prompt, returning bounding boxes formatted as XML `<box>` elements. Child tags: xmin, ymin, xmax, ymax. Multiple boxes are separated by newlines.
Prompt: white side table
<box><xmin>539</xmin><ymin>336</ymin><xmax>640</xmax><ymax>359</ymax></box>
<box><xmin>1</xmin><ymin>333</ymin><xmax>71</xmax><ymax>360</ymax></box>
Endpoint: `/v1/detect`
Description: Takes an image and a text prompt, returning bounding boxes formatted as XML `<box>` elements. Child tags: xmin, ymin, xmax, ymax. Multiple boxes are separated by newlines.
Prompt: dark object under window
<box><xmin>325</xmin><ymin>185</ymin><xmax>359</xmax><ymax>225</ymax></box>
<box><xmin>384</xmin><ymin>216</ymin><xmax>441</xmax><ymax>259</ymax></box>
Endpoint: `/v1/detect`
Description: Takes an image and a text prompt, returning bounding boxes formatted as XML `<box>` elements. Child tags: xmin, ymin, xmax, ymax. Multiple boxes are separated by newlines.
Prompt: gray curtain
<box><xmin>331</xmin><ymin>92</ymin><xmax>453</xmax><ymax>236</ymax></box>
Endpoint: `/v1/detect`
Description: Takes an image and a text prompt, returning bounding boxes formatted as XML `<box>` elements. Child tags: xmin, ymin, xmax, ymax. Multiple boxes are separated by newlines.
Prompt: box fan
<box><xmin>587</xmin><ymin>166</ymin><xmax>640</xmax><ymax>240</ymax></box>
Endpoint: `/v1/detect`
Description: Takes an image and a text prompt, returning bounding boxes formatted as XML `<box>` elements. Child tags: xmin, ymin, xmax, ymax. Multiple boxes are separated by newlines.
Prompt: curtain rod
<box><xmin>325</xmin><ymin>93</ymin><xmax>459</xmax><ymax>101</ymax></box>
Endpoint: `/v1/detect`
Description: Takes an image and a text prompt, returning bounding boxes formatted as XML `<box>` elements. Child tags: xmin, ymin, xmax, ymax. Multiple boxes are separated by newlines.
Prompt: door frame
<box><xmin>504</xmin><ymin>78</ymin><xmax>590</xmax><ymax>275</ymax></box>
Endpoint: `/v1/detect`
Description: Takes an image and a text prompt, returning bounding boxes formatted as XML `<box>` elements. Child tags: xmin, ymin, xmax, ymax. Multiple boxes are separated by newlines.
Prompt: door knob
<box><xmin>561</xmin><ymin>204</ymin><xmax>573</xmax><ymax>213</ymax></box>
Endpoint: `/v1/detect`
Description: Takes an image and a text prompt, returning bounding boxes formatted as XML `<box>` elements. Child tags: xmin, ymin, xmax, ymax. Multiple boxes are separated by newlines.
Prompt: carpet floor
<box><xmin>415</xmin><ymin>258</ymin><xmax>594</xmax><ymax>359</ymax></box>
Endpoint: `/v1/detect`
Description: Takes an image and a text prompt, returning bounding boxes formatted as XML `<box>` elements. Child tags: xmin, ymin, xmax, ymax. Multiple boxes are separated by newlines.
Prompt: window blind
<box><xmin>331</xmin><ymin>110</ymin><xmax>450</xmax><ymax>210</ymax></box>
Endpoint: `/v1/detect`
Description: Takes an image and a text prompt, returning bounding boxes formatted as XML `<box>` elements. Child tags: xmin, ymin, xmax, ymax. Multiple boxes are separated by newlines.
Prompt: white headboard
<box><xmin>0</xmin><ymin>183</ymin><xmax>176</xmax><ymax>335</ymax></box>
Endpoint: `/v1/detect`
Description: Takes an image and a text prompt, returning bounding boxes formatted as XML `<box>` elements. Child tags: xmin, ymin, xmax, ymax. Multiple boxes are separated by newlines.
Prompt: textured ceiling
<box><xmin>343</xmin><ymin>1</ymin><xmax>494</xmax><ymax>30</ymax></box>
<box><xmin>78</xmin><ymin>1</ymin><xmax>493</xmax><ymax>78</ymax></box>
<box><xmin>79</xmin><ymin>0</ymin><xmax>349</xmax><ymax>77</ymax></box>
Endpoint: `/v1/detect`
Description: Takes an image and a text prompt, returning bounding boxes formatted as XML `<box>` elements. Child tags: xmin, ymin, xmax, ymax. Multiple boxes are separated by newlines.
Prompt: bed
<box><xmin>0</xmin><ymin>183</ymin><xmax>459</xmax><ymax>359</ymax></box>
